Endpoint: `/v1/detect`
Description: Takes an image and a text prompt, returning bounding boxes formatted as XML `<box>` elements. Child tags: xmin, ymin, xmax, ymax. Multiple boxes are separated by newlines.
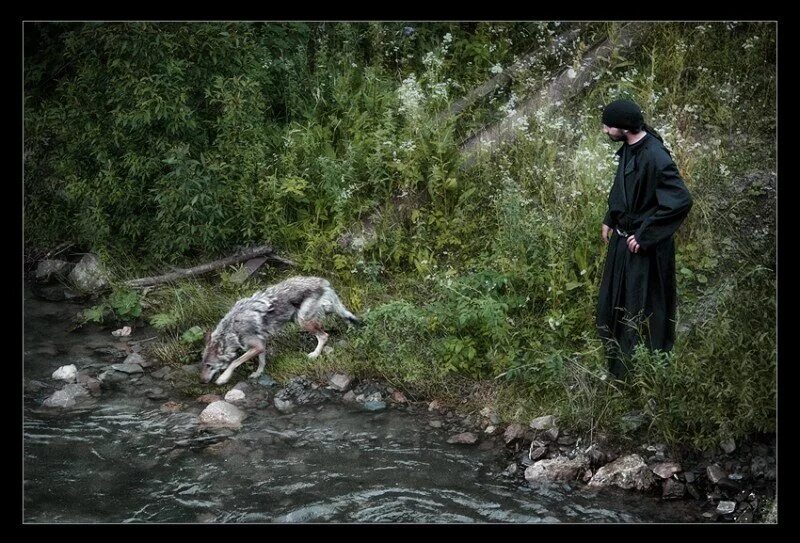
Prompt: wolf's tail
<box><xmin>325</xmin><ymin>286</ymin><xmax>362</xmax><ymax>326</ymax></box>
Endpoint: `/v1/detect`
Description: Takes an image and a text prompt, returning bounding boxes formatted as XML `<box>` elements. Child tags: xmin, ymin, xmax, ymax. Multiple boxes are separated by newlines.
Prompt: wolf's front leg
<box><xmin>249</xmin><ymin>351</ymin><xmax>267</xmax><ymax>380</ymax></box>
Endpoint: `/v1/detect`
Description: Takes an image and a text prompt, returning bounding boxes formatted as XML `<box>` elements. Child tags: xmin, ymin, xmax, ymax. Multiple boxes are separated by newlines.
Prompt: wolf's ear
<box><xmin>204</xmin><ymin>330</ymin><xmax>212</xmax><ymax>344</ymax></box>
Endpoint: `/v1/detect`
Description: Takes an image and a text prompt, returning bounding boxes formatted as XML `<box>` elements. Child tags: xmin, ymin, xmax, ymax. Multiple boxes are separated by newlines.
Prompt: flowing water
<box><xmin>23</xmin><ymin>288</ymin><xmax>704</xmax><ymax>523</ymax></box>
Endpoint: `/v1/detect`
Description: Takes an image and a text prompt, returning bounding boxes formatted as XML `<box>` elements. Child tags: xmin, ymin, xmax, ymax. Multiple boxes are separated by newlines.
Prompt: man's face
<box><xmin>602</xmin><ymin>124</ymin><xmax>627</xmax><ymax>142</ymax></box>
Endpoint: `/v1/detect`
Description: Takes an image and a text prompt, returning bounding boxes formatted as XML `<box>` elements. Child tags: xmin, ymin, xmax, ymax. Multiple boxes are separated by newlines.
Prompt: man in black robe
<box><xmin>596</xmin><ymin>98</ymin><xmax>693</xmax><ymax>379</ymax></box>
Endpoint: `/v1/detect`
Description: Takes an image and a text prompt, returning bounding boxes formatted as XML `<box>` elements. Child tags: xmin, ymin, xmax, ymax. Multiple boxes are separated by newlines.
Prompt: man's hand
<box><xmin>627</xmin><ymin>235</ymin><xmax>641</xmax><ymax>253</ymax></box>
<box><xmin>601</xmin><ymin>224</ymin><xmax>613</xmax><ymax>245</ymax></box>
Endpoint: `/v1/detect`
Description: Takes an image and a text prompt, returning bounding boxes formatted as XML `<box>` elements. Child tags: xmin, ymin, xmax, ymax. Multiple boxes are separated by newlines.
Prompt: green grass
<box><xmin>26</xmin><ymin>22</ymin><xmax>775</xmax><ymax>449</ymax></box>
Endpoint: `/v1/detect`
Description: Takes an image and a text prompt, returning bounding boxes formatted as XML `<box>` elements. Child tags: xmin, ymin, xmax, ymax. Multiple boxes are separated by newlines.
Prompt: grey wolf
<box><xmin>200</xmin><ymin>276</ymin><xmax>361</xmax><ymax>385</ymax></box>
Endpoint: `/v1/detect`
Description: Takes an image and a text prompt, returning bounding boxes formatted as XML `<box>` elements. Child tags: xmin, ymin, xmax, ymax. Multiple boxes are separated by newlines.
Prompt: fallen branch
<box><xmin>124</xmin><ymin>245</ymin><xmax>296</xmax><ymax>288</ymax></box>
<box><xmin>438</xmin><ymin>25</ymin><xmax>581</xmax><ymax>122</ymax></box>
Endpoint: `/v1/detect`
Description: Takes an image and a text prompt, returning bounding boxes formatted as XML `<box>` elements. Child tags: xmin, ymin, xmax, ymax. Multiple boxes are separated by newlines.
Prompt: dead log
<box><xmin>459</xmin><ymin>22</ymin><xmax>650</xmax><ymax>167</ymax></box>
<box><xmin>124</xmin><ymin>245</ymin><xmax>295</xmax><ymax>288</ymax></box>
<box><xmin>439</xmin><ymin>25</ymin><xmax>582</xmax><ymax>121</ymax></box>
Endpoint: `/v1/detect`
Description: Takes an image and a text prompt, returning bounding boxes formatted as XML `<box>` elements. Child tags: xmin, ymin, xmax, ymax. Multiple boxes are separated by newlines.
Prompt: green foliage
<box><xmin>181</xmin><ymin>325</ymin><xmax>205</xmax><ymax>344</ymax></box>
<box><xmin>27</xmin><ymin>22</ymin><xmax>775</xmax><ymax>448</ymax></box>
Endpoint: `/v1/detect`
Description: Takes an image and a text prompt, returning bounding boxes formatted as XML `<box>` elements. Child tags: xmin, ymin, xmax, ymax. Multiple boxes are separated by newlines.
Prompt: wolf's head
<box><xmin>199</xmin><ymin>331</ymin><xmax>239</xmax><ymax>383</ymax></box>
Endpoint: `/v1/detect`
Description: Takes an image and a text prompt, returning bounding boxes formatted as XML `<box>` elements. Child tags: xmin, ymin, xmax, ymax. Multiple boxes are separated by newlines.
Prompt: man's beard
<box><xmin>607</xmin><ymin>133</ymin><xmax>626</xmax><ymax>142</ymax></box>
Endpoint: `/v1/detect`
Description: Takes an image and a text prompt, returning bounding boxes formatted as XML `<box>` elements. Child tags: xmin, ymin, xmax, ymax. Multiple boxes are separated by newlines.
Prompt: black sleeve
<box><xmin>634</xmin><ymin>156</ymin><xmax>693</xmax><ymax>249</ymax></box>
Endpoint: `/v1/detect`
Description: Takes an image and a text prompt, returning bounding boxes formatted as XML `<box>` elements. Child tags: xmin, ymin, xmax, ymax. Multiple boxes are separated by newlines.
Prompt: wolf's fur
<box><xmin>200</xmin><ymin>276</ymin><xmax>360</xmax><ymax>385</ymax></box>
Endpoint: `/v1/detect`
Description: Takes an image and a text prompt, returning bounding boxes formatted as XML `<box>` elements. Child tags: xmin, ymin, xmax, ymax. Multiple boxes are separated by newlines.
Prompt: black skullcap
<box><xmin>602</xmin><ymin>99</ymin><xmax>644</xmax><ymax>130</ymax></box>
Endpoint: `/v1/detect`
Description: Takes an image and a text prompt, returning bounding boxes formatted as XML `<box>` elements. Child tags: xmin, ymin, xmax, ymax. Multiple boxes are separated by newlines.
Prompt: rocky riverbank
<box><xmin>29</xmin><ymin>322</ymin><xmax>776</xmax><ymax>524</ymax></box>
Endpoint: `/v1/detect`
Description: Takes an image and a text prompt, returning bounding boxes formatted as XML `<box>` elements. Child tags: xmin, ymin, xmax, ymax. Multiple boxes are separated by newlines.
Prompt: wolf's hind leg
<box><xmin>299</xmin><ymin>319</ymin><xmax>329</xmax><ymax>358</ymax></box>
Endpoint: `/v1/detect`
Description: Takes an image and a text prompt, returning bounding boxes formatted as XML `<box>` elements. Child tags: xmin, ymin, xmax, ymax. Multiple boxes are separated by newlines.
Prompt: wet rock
<box><xmin>484</xmin><ymin>425</ymin><xmax>498</xmax><ymax>435</ymax></box>
<box><xmin>707</xmin><ymin>464</ymin><xmax>727</xmax><ymax>484</ymax></box>
<box><xmin>77</xmin><ymin>374</ymin><xmax>102</xmax><ymax>395</ymax></box>
<box><xmin>52</xmin><ymin>364</ymin><xmax>78</xmax><ymax>383</ymax></box>
<box><xmin>390</xmin><ymin>391</ymin><xmax>408</xmax><ymax>404</ymax></box>
<box><xmin>68</xmin><ymin>253</ymin><xmax>110</xmax><ymax>293</ymax></box>
<box><xmin>363</xmin><ymin>400</ymin><xmax>387</xmax><ymax>412</ymax></box>
<box><xmin>146</xmin><ymin>388</ymin><xmax>168</xmax><ymax>401</ymax></box>
<box><xmin>662</xmin><ymin>479</ymin><xmax>685</xmax><ymax>500</ymax></box>
<box><xmin>716</xmin><ymin>501</ymin><xmax>737</xmax><ymax>515</ymax></box>
<box><xmin>161</xmin><ymin>401</ymin><xmax>183</xmax><ymax>413</ymax></box>
<box><xmin>197</xmin><ymin>394</ymin><xmax>223</xmax><ymax>404</ymax></box>
<box><xmin>583</xmin><ymin>469</ymin><xmax>594</xmax><ymax>483</ymax></box>
<box><xmin>198</xmin><ymin>401</ymin><xmax>246</xmax><ymax>428</ymax></box>
<box><xmin>716</xmin><ymin>477</ymin><xmax>742</xmax><ymax>494</ymax></box>
<box><xmin>98</xmin><ymin>369</ymin><xmax>129</xmax><ymax>384</ymax></box>
<box><xmin>428</xmin><ymin>400</ymin><xmax>442</xmax><ymax>412</ymax></box>
<box><xmin>232</xmin><ymin>381</ymin><xmax>252</xmax><ymax>393</ymax></box>
<box><xmin>588</xmin><ymin>454</ymin><xmax>655</xmax><ymax>491</ymax></box>
<box><xmin>429</xmin><ymin>420</ymin><xmax>443</xmax><ymax>428</ymax></box>
<box><xmin>529</xmin><ymin>415</ymin><xmax>557</xmax><ymax>431</ymax></box>
<box><xmin>150</xmin><ymin>367</ymin><xmax>172</xmax><ymax>380</ymax></box>
<box><xmin>585</xmin><ymin>445</ymin><xmax>607</xmax><ymax>467</ymax></box>
<box><xmin>620</xmin><ymin>410</ymin><xmax>646</xmax><ymax>433</ymax></box>
<box><xmin>35</xmin><ymin>259</ymin><xmax>73</xmax><ymax>281</ymax></box>
<box><xmin>111</xmin><ymin>363</ymin><xmax>143</xmax><ymax>374</ymax></box>
<box><xmin>503</xmin><ymin>423</ymin><xmax>526</xmax><ymax>445</ymax></box>
<box><xmin>329</xmin><ymin>373</ymin><xmax>353</xmax><ymax>392</ymax></box>
<box><xmin>342</xmin><ymin>390</ymin><xmax>356</xmax><ymax>403</ymax></box>
<box><xmin>720</xmin><ymin>439</ymin><xmax>736</xmax><ymax>454</ymax></box>
<box><xmin>652</xmin><ymin>461</ymin><xmax>682</xmax><ymax>479</ymax></box>
<box><xmin>557</xmin><ymin>434</ymin><xmax>576</xmax><ymax>446</ymax></box>
<box><xmin>122</xmin><ymin>353</ymin><xmax>151</xmax><ymax>369</ymax></box>
<box><xmin>42</xmin><ymin>383</ymin><xmax>89</xmax><ymax>408</ymax></box>
<box><xmin>543</xmin><ymin>427</ymin><xmax>560</xmax><ymax>442</ymax></box>
<box><xmin>504</xmin><ymin>463</ymin><xmax>518</xmax><ymax>477</ymax></box>
<box><xmin>524</xmin><ymin>456</ymin><xmax>588</xmax><ymax>485</ymax></box>
<box><xmin>274</xmin><ymin>397</ymin><xmax>295</xmax><ymax>413</ymax></box>
<box><xmin>529</xmin><ymin>446</ymin><xmax>548</xmax><ymax>461</ymax></box>
<box><xmin>684</xmin><ymin>471</ymin><xmax>696</xmax><ymax>484</ymax></box>
<box><xmin>447</xmin><ymin>432</ymin><xmax>478</xmax><ymax>445</ymax></box>
<box><xmin>224</xmin><ymin>389</ymin><xmax>246</xmax><ymax>403</ymax></box>
<box><xmin>257</xmin><ymin>374</ymin><xmax>277</xmax><ymax>387</ymax></box>
<box><xmin>686</xmin><ymin>484</ymin><xmax>701</xmax><ymax>500</ymax></box>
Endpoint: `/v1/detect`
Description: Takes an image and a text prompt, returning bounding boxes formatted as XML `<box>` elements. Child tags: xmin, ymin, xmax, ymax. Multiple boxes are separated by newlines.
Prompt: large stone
<box><xmin>503</xmin><ymin>423</ymin><xmax>527</xmax><ymax>444</ymax></box>
<box><xmin>198</xmin><ymin>401</ymin><xmax>246</xmax><ymax>428</ymax></box>
<box><xmin>42</xmin><ymin>384</ymin><xmax>89</xmax><ymax>408</ymax></box>
<box><xmin>716</xmin><ymin>501</ymin><xmax>736</xmax><ymax>516</ymax></box>
<box><xmin>707</xmin><ymin>464</ymin><xmax>727</xmax><ymax>484</ymax></box>
<box><xmin>447</xmin><ymin>432</ymin><xmax>478</xmax><ymax>445</ymax></box>
<box><xmin>36</xmin><ymin>259</ymin><xmax>73</xmax><ymax>281</ymax></box>
<box><xmin>68</xmin><ymin>253</ymin><xmax>110</xmax><ymax>293</ymax></box>
<box><xmin>662</xmin><ymin>479</ymin><xmax>685</xmax><ymax>500</ymax></box>
<box><xmin>329</xmin><ymin>373</ymin><xmax>354</xmax><ymax>392</ymax></box>
<box><xmin>524</xmin><ymin>456</ymin><xmax>588</xmax><ymax>485</ymax></box>
<box><xmin>52</xmin><ymin>364</ymin><xmax>78</xmax><ymax>383</ymax></box>
<box><xmin>224</xmin><ymin>389</ymin><xmax>246</xmax><ymax>403</ymax></box>
<box><xmin>363</xmin><ymin>400</ymin><xmax>387</xmax><ymax>412</ymax></box>
<box><xmin>274</xmin><ymin>397</ymin><xmax>295</xmax><ymax>413</ymax></box>
<box><xmin>123</xmin><ymin>352</ymin><xmax>152</xmax><ymax>368</ymax></box>
<box><xmin>111</xmin><ymin>363</ymin><xmax>144</xmax><ymax>374</ymax></box>
<box><xmin>529</xmin><ymin>415</ymin><xmax>557</xmax><ymax>431</ymax></box>
<box><xmin>588</xmin><ymin>454</ymin><xmax>655</xmax><ymax>491</ymax></box>
<box><xmin>720</xmin><ymin>439</ymin><xmax>736</xmax><ymax>455</ymax></box>
<box><xmin>652</xmin><ymin>461</ymin><xmax>683</xmax><ymax>479</ymax></box>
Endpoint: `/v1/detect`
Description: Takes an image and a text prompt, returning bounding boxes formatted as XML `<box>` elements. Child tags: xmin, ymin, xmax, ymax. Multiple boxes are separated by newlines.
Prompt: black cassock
<box><xmin>597</xmin><ymin>132</ymin><xmax>693</xmax><ymax>378</ymax></box>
